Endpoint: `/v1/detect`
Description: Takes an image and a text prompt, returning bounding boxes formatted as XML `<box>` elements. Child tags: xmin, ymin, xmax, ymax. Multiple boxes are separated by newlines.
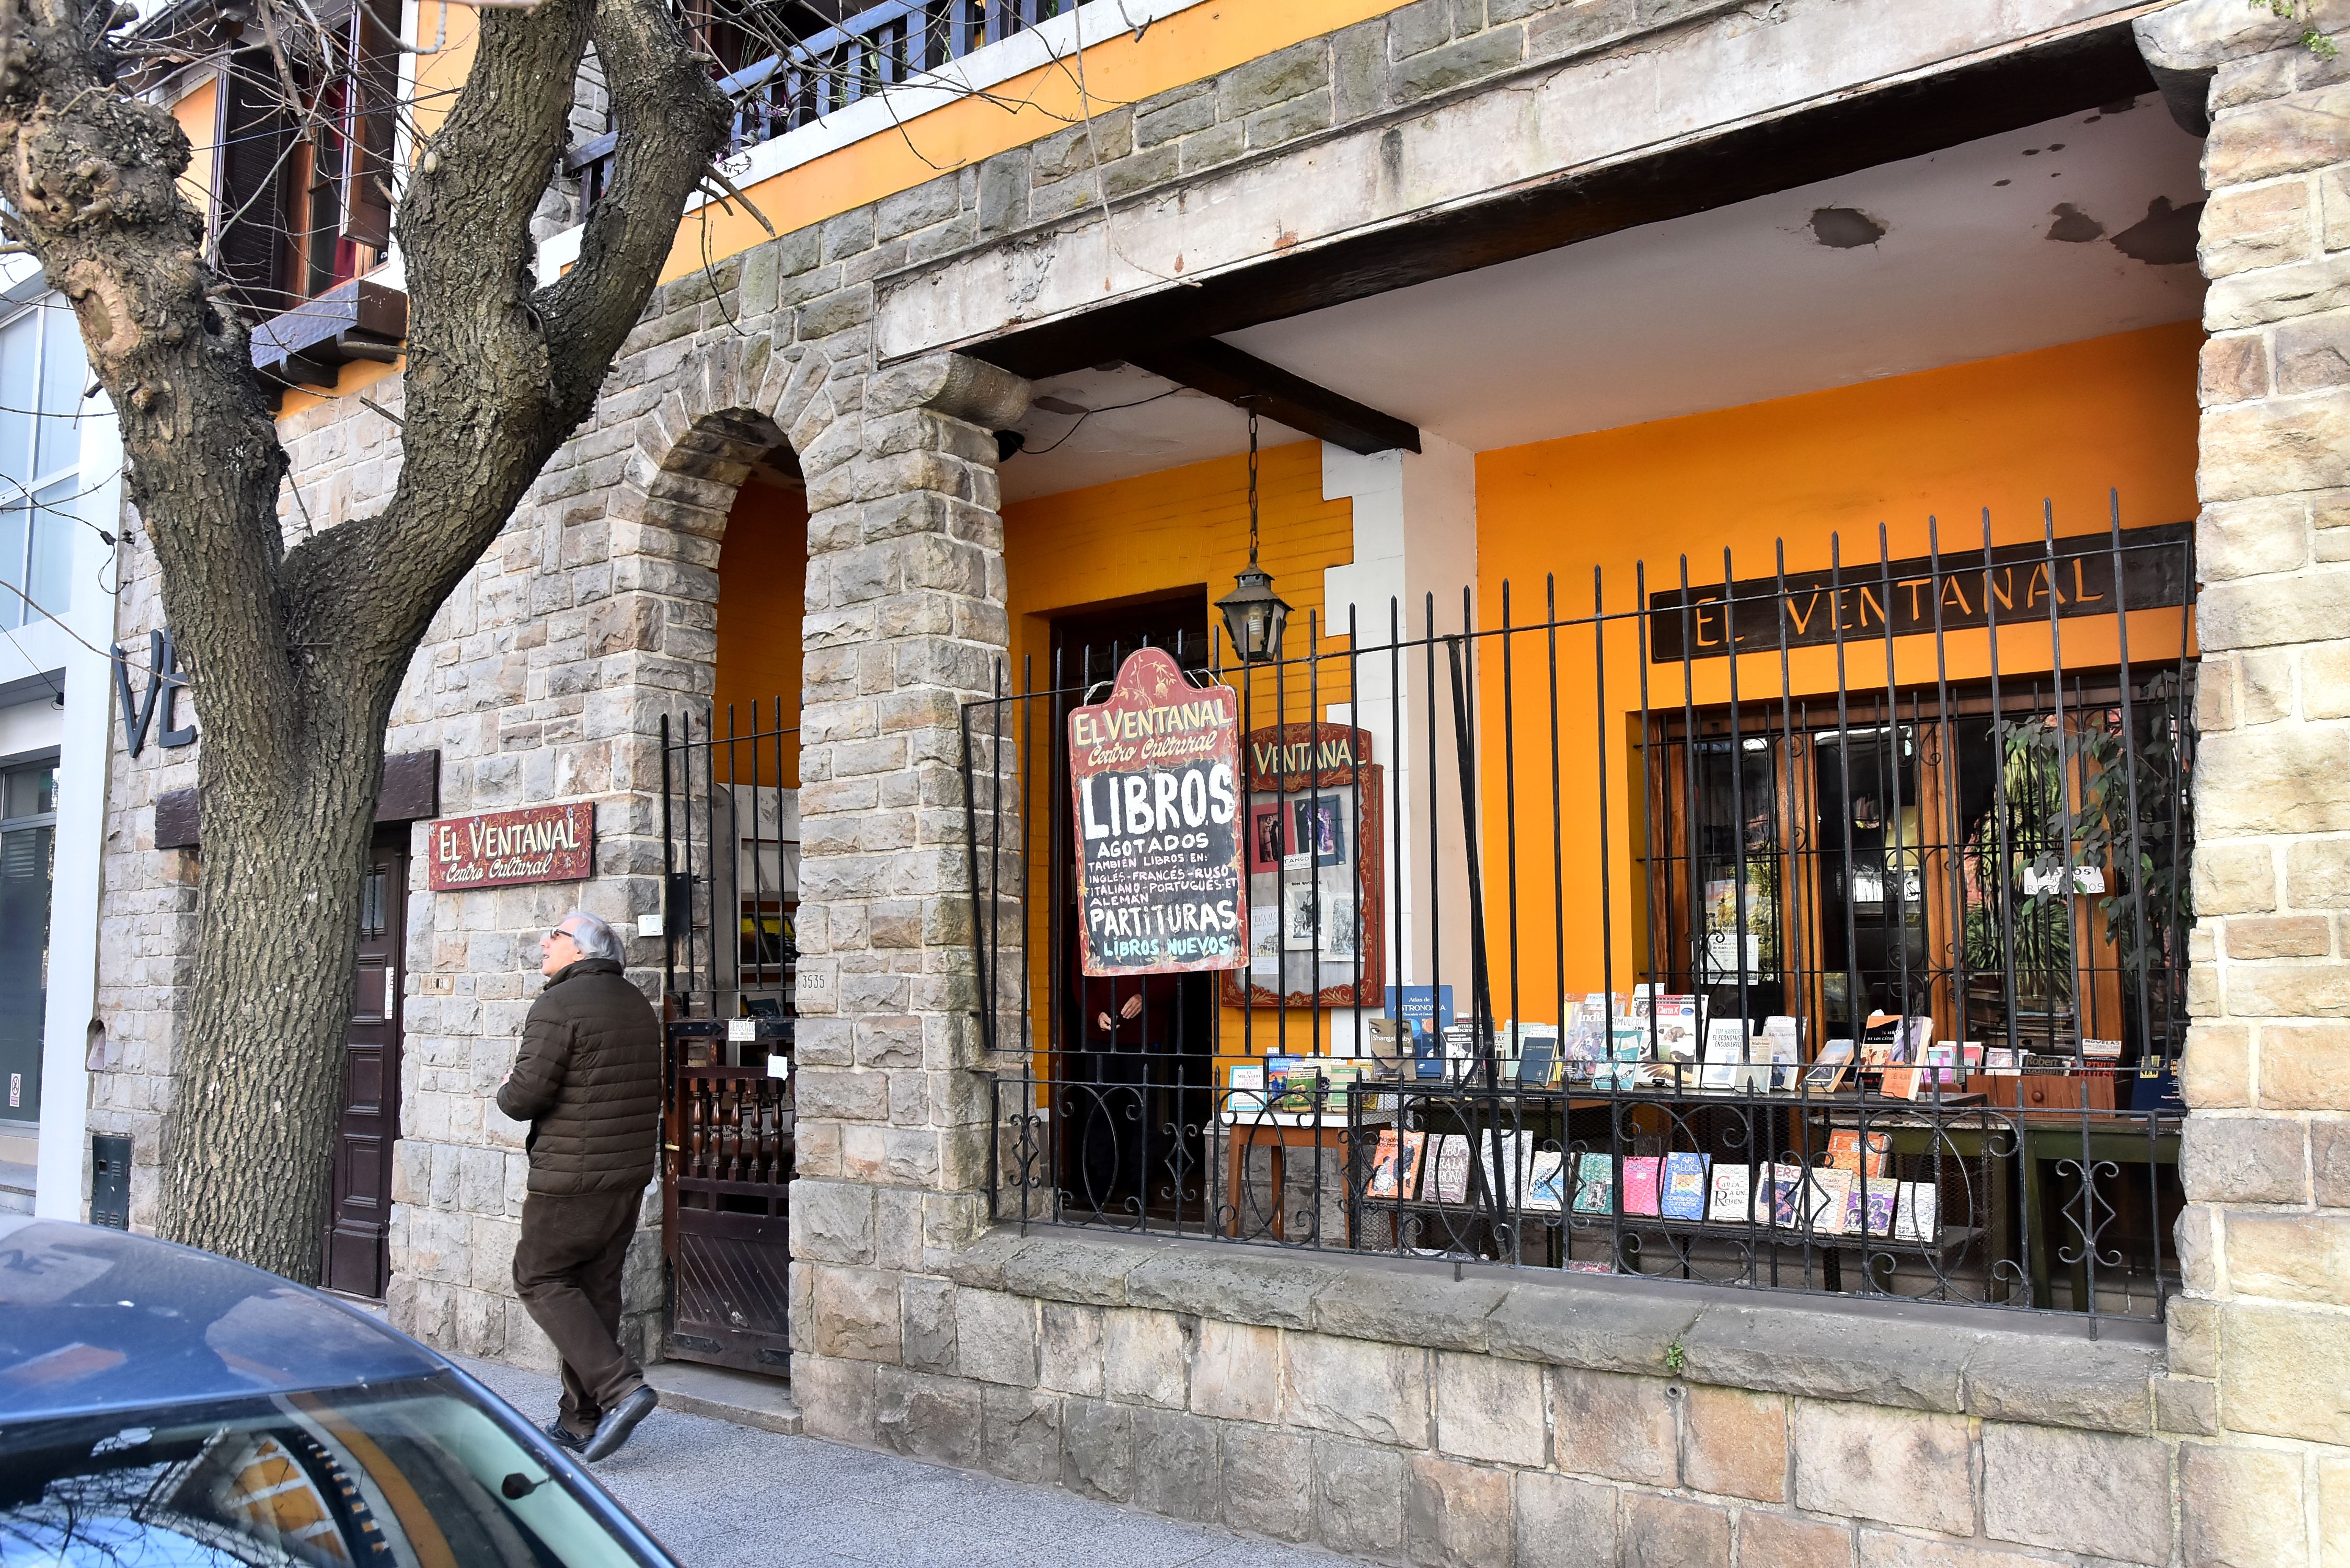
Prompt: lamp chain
<box><xmin>1246</xmin><ymin>401</ymin><xmax>1260</xmax><ymax>566</ymax></box>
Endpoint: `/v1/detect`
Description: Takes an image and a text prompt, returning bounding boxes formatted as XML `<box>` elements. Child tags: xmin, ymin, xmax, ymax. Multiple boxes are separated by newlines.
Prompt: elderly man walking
<box><xmin>498</xmin><ymin>910</ymin><xmax>663</xmax><ymax>1460</ymax></box>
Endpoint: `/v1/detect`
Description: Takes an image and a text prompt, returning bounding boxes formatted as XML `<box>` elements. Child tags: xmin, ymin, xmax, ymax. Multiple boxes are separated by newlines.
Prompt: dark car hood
<box><xmin>0</xmin><ymin>1217</ymin><xmax>443</xmax><ymax>1422</ymax></box>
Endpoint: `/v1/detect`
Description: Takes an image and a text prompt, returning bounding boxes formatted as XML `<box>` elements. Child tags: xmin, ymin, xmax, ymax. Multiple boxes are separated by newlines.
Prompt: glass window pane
<box><xmin>0</xmin><ymin>312</ymin><xmax>34</xmax><ymax>490</ymax></box>
<box><xmin>33</xmin><ymin>305</ymin><xmax>85</xmax><ymax>478</ymax></box>
<box><xmin>2</xmin><ymin>763</ymin><xmax>54</xmax><ymax>819</ymax></box>
<box><xmin>0</xmin><ymin>499</ymin><xmax>26</xmax><ymax>631</ymax></box>
<box><xmin>4</xmin><ymin>1381</ymin><xmax>648</xmax><ymax>1568</ymax></box>
<box><xmin>26</xmin><ymin>478</ymin><xmax>73</xmax><ymax>624</ymax></box>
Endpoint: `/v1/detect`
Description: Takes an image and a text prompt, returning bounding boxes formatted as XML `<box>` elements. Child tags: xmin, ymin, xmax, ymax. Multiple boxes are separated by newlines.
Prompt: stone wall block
<box><xmin>1980</xmin><ymin>1423</ymin><xmax>2172</xmax><ymax>1566</ymax></box>
<box><xmin>1790</xmin><ymin>1399</ymin><xmax>1972</xmax><ymax>1537</ymax></box>
<box><xmin>978</xmin><ymin>1383</ymin><xmax>1060</xmax><ymax>1484</ymax></box>
<box><xmin>2181</xmin><ymin>1023</ymin><xmax>2254</xmax><ymax>1108</ymax></box>
<box><xmin>1513</xmin><ymin>1470</ymin><xmax>1615</xmax><ymax>1568</ymax></box>
<box><xmin>2222</xmin><ymin>1299</ymin><xmax>2350</xmax><ymax>1444</ymax></box>
<box><xmin>1193</xmin><ymin>1317</ymin><xmax>1282</xmax><ymax>1423</ymax></box>
<box><xmin>1314</xmin><ymin>1435</ymin><xmax>1407</xmax><ymax>1558</ymax></box>
<box><xmin>1734</xmin><ymin>1512</ymin><xmax>1852</xmax><ymax>1568</ymax></box>
<box><xmin>1223</xmin><ymin>1424</ymin><xmax>1312</xmax><ymax>1541</ymax></box>
<box><xmin>2181</xmin><ymin>1113</ymin><xmax>2310</xmax><ymax>1201</ymax></box>
<box><xmin>792</xmin><ymin>1351</ymin><xmax>877</xmax><ymax>1445</ymax></box>
<box><xmin>1618</xmin><ymin>1494</ymin><xmax>1729</xmax><ymax>1568</ymax></box>
<box><xmin>1282</xmin><ymin>1331</ymin><xmax>1431</xmax><ymax>1447</ymax></box>
<box><xmin>2259</xmin><ymin>1021</ymin><xmax>2350</xmax><ymax>1106</ymax></box>
<box><xmin>2180</xmin><ymin>1440</ymin><xmax>2311</xmax><ymax>1568</ymax></box>
<box><xmin>873</xmin><ymin>1366</ymin><xmax>982</xmax><ymax>1468</ymax></box>
<box><xmin>1103</xmin><ymin>1306</ymin><xmax>1192</xmax><ymax>1409</ymax></box>
<box><xmin>811</xmin><ymin>1263</ymin><xmax>902</xmax><ymax>1362</ymax></box>
<box><xmin>1679</xmin><ymin>1382</ymin><xmax>1786</xmax><ymax>1502</ymax></box>
<box><xmin>1435</xmin><ymin>1348</ymin><xmax>1546</xmax><ymax>1467</ymax></box>
<box><xmin>1552</xmin><ymin>1365</ymin><xmax>1676</xmax><ymax>1485</ymax></box>
<box><xmin>1406</xmin><ymin>1455</ymin><xmax>1514</xmax><ymax>1568</ymax></box>
<box><xmin>2208</xmin><ymin>85</ymin><xmax>2350</xmax><ymax>186</ymax></box>
<box><xmin>2226</xmin><ymin>1210</ymin><xmax>2350</xmax><ymax>1303</ymax></box>
<box><xmin>1059</xmin><ymin>1396</ymin><xmax>1133</xmax><ymax>1503</ymax></box>
<box><xmin>1043</xmin><ymin>1297</ymin><xmax>1104</xmax><ymax>1401</ymax></box>
<box><xmin>953</xmin><ymin>1286</ymin><xmax>1038</xmax><ymax>1384</ymax></box>
<box><xmin>1129</xmin><ymin>1408</ymin><xmax>1222</xmax><ymax>1525</ymax></box>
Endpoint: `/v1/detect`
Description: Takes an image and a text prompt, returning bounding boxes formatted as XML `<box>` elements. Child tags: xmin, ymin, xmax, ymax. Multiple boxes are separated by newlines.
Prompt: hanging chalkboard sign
<box><xmin>1069</xmin><ymin>647</ymin><xmax>1247</xmax><ymax>977</ymax></box>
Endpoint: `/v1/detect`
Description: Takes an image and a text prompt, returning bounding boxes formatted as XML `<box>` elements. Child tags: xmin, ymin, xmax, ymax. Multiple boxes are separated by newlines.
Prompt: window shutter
<box><xmin>215</xmin><ymin>51</ymin><xmax>294</xmax><ymax>318</ymax></box>
<box><xmin>341</xmin><ymin>0</ymin><xmax>399</xmax><ymax>250</ymax></box>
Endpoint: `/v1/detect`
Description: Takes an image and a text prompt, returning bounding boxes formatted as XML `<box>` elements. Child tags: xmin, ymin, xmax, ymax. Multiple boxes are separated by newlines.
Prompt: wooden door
<box><xmin>323</xmin><ymin>827</ymin><xmax>407</xmax><ymax>1296</ymax></box>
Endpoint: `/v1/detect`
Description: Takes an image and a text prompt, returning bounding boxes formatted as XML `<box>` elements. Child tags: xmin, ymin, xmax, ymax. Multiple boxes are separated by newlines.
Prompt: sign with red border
<box><xmin>428</xmin><ymin>803</ymin><xmax>594</xmax><ymax>892</ymax></box>
<box><xmin>1069</xmin><ymin>648</ymin><xmax>1246</xmax><ymax>976</ymax></box>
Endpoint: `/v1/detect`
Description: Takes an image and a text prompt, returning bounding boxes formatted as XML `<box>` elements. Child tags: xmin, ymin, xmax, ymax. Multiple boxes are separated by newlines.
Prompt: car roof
<box><xmin>0</xmin><ymin>1216</ymin><xmax>447</xmax><ymax>1423</ymax></box>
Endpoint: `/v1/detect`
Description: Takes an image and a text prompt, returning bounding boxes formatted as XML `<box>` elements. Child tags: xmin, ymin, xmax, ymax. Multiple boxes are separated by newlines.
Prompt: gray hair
<box><xmin>558</xmin><ymin>910</ymin><xmax>624</xmax><ymax>962</ymax></box>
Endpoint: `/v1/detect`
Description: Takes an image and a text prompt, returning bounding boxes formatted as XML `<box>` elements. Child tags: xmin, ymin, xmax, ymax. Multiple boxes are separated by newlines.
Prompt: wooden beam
<box><xmin>967</xmin><ymin>21</ymin><xmax>2156</xmax><ymax>381</ymax></box>
<box><xmin>1127</xmin><ymin>338</ymin><xmax>1420</xmax><ymax>456</ymax></box>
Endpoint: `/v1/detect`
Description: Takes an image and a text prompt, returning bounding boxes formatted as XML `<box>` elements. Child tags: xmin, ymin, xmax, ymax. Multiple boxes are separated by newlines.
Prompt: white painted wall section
<box><xmin>1321</xmin><ymin>433</ymin><xmax>1479</xmax><ymax>1039</ymax></box>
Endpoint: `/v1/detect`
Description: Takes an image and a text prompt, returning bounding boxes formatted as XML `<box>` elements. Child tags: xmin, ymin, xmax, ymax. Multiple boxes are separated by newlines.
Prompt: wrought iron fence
<box><xmin>965</xmin><ymin>500</ymin><xmax>2195</xmax><ymax>1325</ymax></box>
<box><xmin>658</xmin><ymin>702</ymin><xmax>800</xmax><ymax>1372</ymax></box>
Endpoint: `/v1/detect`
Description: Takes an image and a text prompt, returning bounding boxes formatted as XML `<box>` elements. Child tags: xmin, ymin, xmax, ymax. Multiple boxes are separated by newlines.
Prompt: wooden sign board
<box><xmin>1223</xmin><ymin>722</ymin><xmax>1386</xmax><ymax>1010</ymax></box>
<box><xmin>428</xmin><ymin>802</ymin><xmax>594</xmax><ymax>892</ymax></box>
<box><xmin>1646</xmin><ymin>522</ymin><xmax>2191</xmax><ymax>662</ymax></box>
<box><xmin>1069</xmin><ymin>647</ymin><xmax>1246</xmax><ymax>977</ymax></box>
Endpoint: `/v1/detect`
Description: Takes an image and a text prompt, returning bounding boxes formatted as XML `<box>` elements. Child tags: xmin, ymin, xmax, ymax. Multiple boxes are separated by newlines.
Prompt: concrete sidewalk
<box><xmin>456</xmin><ymin>1358</ymin><xmax>1357</xmax><ymax>1568</ymax></box>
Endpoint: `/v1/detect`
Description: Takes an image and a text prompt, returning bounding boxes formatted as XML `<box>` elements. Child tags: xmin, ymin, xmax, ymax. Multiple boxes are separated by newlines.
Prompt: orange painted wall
<box><xmin>713</xmin><ymin>477</ymin><xmax>810</xmax><ymax>783</ymax></box>
<box><xmin>1472</xmin><ymin>321</ymin><xmax>2204</xmax><ymax>1024</ymax></box>
<box><xmin>172</xmin><ymin>78</ymin><xmax>218</xmax><ymax>213</ymax></box>
<box><xmin>1001</xmin><ymin>439</ymin><xmax>1357</xmax><ymax>1065</ymax></box>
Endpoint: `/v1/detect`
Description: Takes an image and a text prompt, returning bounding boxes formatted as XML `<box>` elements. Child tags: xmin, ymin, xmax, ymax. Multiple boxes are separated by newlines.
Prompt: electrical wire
<box><xmin>1019</xmin><ymin>386</ymin><xmax>1181</xmax><ymax>456</ymax></box>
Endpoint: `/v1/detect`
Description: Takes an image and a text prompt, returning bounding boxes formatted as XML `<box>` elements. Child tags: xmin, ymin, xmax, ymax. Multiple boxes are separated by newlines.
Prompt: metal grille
<box><xmin>969</xmin><ymin>500</ymin><xmax>2194</xmax><ymax>1327</ymax></box>
<box><xmin>660</xmin><ymin>705</ymin><xmax>800</xmax><ymax>1371</ymax></box>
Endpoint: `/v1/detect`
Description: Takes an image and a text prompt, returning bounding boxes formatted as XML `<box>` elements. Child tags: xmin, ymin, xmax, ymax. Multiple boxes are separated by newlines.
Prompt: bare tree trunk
<box><xmin>0</xmin><ymin>0</ymin><xmax>728</xmax><ymax>1277</ymax></box>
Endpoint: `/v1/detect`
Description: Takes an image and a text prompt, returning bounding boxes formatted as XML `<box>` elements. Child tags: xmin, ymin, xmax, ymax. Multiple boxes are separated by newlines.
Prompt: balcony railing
<box><xmin>569</xmin><ymin>0</ymin><xmax>1069</xmax><ymax>209</ymax></box>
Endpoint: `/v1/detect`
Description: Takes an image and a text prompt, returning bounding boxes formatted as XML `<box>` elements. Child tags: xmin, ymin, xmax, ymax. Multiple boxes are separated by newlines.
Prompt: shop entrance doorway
<box><xmin>1048</xmin><ymin>591</ymin><xmax>1216</xmax><ymax>1220</ymax></box>
<box><xmin>322</xmin><ymin>825</ymin><xmax>407</xmax><ymax>1297</ymax></box>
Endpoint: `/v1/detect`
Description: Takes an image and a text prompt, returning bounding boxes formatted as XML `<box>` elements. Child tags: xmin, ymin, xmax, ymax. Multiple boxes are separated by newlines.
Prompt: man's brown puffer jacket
<box><xmin>497</xmin><ymin>956</ymin><xmax>661</xmax><ymax>1195</ymax></box>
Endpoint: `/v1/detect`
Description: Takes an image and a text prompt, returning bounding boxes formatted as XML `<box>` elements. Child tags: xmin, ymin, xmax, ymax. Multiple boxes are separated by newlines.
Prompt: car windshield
<box><xmin>0</xmin><ymin>1377</ymin><xmax>649</xmax><ymax>1568</ymax></box>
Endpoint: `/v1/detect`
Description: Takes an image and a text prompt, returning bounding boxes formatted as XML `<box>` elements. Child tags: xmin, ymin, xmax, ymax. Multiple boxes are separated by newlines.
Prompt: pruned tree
<box><xmin>0</xmin><ymin>0</ymin><xmax>731</xmax><ymax>1276</ymax></box>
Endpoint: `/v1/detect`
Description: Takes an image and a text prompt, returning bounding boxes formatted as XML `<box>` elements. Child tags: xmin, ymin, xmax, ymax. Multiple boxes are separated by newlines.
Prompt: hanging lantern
<box><xmin>1215</xmin><ymin>400</ymin><xmax>1291</xmax><ymax>663</ymax></box>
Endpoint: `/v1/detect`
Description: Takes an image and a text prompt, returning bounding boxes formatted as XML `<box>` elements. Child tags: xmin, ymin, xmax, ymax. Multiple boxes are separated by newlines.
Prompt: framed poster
<box><xmin>1068</xmin><ymin>647</ymin><xmax>1247</xmax><ymax>977</ymax></box>
<box><xmin>1220</xmin><ymin>721</ymin><xmax>1386</xmax><ymax>1010</ymax></box>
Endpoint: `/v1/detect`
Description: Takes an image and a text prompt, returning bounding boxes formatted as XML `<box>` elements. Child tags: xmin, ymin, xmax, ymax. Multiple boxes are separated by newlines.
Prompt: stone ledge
<box><xmin>958</xmin><ymin>1225</ymin><xmax>2162</xmax><ymax>1434</ymax></box>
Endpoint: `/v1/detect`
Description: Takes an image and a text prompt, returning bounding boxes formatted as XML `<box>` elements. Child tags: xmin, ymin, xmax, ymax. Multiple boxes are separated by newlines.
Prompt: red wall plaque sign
<box><xmin>428</xmin><ymin>803</ymin><xmax>595</xmax><ymax>892</ymax></box>
<box><xmin>1069</xmin><ymin>647</ymin><xmax>1246</xmax><ymax>977</ymax></box>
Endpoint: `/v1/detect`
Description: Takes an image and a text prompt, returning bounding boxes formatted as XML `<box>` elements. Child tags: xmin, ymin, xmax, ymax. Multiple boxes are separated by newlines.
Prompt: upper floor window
<box><xmin>212</xmin><ymin>0</ymin><xmax>401</xmax><ymax>320</ymax></box>
<box><xmin>0</xmin><ymin>296</ymin><xmax>87</xmax><ymax>630</ymax></box>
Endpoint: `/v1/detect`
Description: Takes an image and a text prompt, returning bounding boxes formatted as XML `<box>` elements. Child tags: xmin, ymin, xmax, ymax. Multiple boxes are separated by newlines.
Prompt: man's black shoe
<box><xmin>542</xmin><ymin>1418</ymin><xmax>590</xmax><ymax>1454</ymax></box>
<box><xmin>582</xmin><ymin>1385</ymin><xmax>657</xmax><ymax>1461</ymax></box>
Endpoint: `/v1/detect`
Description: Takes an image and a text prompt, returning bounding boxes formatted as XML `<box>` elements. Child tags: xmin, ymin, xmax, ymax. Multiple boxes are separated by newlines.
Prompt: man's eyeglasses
<box><xmin>548</xmin><ymin>927</ymin><xmax>579</xmax><ymax>943</ymax></box>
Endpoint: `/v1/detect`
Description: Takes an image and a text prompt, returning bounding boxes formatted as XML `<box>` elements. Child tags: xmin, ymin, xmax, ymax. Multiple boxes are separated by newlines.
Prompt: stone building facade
<box><xmin>83</xmin><ymin>0</ymin><xmax>2350</xmax><ymax>1561</ymax></box>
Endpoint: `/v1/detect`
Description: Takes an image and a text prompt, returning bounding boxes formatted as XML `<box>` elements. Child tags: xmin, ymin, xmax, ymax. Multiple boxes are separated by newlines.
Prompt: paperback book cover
<box><xmin>1661</xmin><ymin>1152</ymin><xmax>1712</xmax><ymax>1220</ymax></box>
<box><xmin>1393</xmin><ymin>1131</ymin><xmax>1427</xmax><ymax>1201</ymax></box>
<box><xmin>1650</xmin><ymin>996</ymin><xmax>1701</xmax><ymax>1061</ymax></box>
<box><xmin>1432</xmin><ymin>1134</ymin><xmax>1471</xmax><ymax>1204</ymax></box>
<box><xmin>1480</xmin><ymin>1131</ymin><xmax>1528</xmax><ymax>1207</ymax></box>
<box><xmin>1708</xmin><ymin>1164</ymin><xmax>1755</xmax><ymax>1224</ymax></box>
<box><xmin>1227</xmin><ymin>1064</ymin><xmax>1267</xmax><ymax>1116</ymax></box>
<box><xmin>1526</xmin><ymin>1149</ymin><xmax>1566</xmax><ymax>1213</ymax></box>
<box><xmin>1845</xmin><ymin>1179</ymin><xmax>1897</xmax><ymax>1237</ymax></box>
<box><xmin>1770</xmin><ymin>1162</ymin><xmax>1836</xmax><ymax>1231</ymax></box>
<box><xmin>1366</xmin><ymin>1130</ymin><xmax>1406</xmax><ymax>1198</ymax></box>
<box><xmin>1571</xmin><ymin>1152</ymin><xmax>1615</xmax><ymax>1215</ymax></box>
<box><xmin>1809</xmin><ymin>1167</ymin><xmax>1854</xmax><ymax>1236</ymax></box>
<box><xmin>1621</xmin><ymin>1156</ymin><xmax>1663</xmax><ymax>1216</ymax></box>
<box><xmin>1893</xmin><ymin>1180</ymin><xmax>1939</xmax><ymax>1242</ymax></box>
<box><xmin>1826</xmin><ymin>1129</ymin><xmax>1892</xmax><ymax>1177</ymax></box>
